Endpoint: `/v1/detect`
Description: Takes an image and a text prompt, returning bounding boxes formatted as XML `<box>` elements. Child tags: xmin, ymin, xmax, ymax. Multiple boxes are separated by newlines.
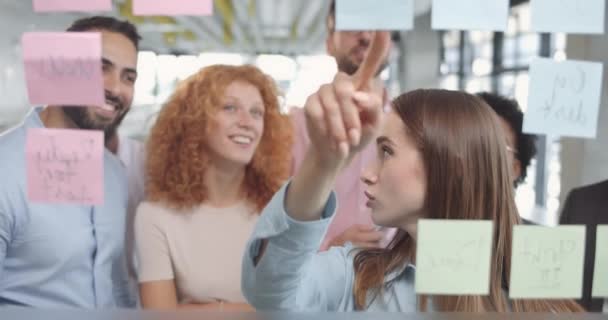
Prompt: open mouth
<box><xmin>364</xmin><ymin>190</ymin><xmax>376</xmax><ymax>201</ymax></box>
<box><xmin>96</xmin><ymin>100</ymin><xmax>121</xmax><ymax>118</ymax></box>
<box><xmin>364</xmin><ymin>191</ymin><xmax>377</xmax><ymax>208</ymax></box>
<box><xmin>229</xmin><ymin>134</ymin><xmax>254</xmax><ymax>146</ymax></box>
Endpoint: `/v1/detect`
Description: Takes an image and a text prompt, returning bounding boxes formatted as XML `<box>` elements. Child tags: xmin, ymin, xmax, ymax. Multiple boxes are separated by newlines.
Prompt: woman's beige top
<box><xmin>135</xmin><ymin>201</ymin><xmax>258</xmax><ymax>304</ymax></box>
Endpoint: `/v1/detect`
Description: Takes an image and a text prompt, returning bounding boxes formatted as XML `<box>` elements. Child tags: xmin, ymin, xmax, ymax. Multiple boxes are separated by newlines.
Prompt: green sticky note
<box><xmin>510</xmin><ymin>225</ymin><xmax>586</xmax><ymax>299</ymax></box>
<box><xmin>415</xmin><ymin>219</ymin><xmax>493</xmax><ymax>295</ymax></box>
<box><xmin>592</xmin><ymin>225</ymin><xmax>608</xmax><ymax>297</ymax></box>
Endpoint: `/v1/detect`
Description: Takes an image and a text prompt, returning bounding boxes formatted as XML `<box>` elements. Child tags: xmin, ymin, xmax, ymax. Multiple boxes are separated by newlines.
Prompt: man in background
<box><xmin>0</xmin><ymin>16</ymin><xmax>140</xmax><ymax>307</ymax></box>
<box><xmin>291</xmin><ymin>0</ymin><xmax>395</xmax><ymax>250</ymax></box>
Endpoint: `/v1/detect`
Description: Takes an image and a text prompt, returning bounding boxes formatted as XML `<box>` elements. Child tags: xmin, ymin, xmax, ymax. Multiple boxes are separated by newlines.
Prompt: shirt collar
<box><xmin>22</xmin><ymin>106</ymin><xmax>45</xmax><ymax>129</ymax></box>
<box><xmin>385</xmin><ymin>262</ymin><xmax>416</xmax><ymax>283</ymax></box>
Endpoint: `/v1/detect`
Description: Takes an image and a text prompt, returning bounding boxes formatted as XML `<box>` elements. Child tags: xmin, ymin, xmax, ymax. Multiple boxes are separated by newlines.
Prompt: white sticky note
<box><xmin>592</xmin><ymin>225</ymin><xmax>608</xmax><ymax>298</ymax></box>
<box><xmin>510</xmin><ymin>225</ymin><xmax>586</xmax><ymax>299</ymax></box>
<box><xmin>523</xmin><ymin>58</ymin><xmax>604</xmax><ymax>138</ymax></box>
<box><xmin>415</xmin><ymin>219</ymin><xmax>493</xmax><ymax>295</ymax></box>
<box><xmin>531</xmin><ymin>0</ymin><xmax>605</xmax><ymax>34</ymax></box>
<box><xmin>432</xmin><ymin>0</ymin><xmax>509</xmax><ymax>31</ymax></box>
<box><xmin>335</xmin><ymin>0</ymin><xmax>414</xmax><ymax>31</ymax></box>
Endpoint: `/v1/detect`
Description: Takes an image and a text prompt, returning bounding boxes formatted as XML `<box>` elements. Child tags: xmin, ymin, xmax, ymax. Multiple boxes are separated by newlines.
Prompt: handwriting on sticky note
<box><xmin>520</xmin><ymin>238</ymin><xmax>577</xmax><ymax>289</ymax></box>
<box><xmin>26</xmin><ymin>128</ymin><xmax>104</xmax><ymax>205</ymax></box>
<box><xmin>592</xmin><ymin>225</ymin><xmax>608</xmax><ymax>297</ymax></box>
<box><xmin>132</xmin><ymin>0</ymin><xmax>213</xmax><ymax>16</ymax></box>
<box><xmin>33</xmin><ymin>0</ymin><xmax>112</xmax><ymax>12</ymax></box>
<box><xmin>432</xmin><ymin>0</ymin><xmax>509</xmax><ymax>31</ymax></box>
<box><xmin>523</xmin><ymin>58</ymin><xmax>603</xmax><ymax>139</ymax></box>
<box><xmin>415</xmin><ymin>220</ymin><xmax>493</xmax><ymax>295</ymax></box>
<box><xmin>28</xmin><ymin>58</ymin><xmax>98</xmax><ymax>80</ymax></box>
<box><xmin>541</xmin><ymin>68</ymin><xmax>587</xmax><ymax>125</ymax></box>
<box><xmin>22</xmin><ymin>32</ymin><xmax>104</xmax><ymax>106</ymax></box>
<box><xmin>510</xmin><ymin>226</ymin><xmax>586</xmax><ymax>299</ymax></box>
<box><xmin>531</xmin><ymin>0</ymin><xmax>605</xmax><ymax>34</ymax></box>
<box><xmin>335</xmin><ymin>0</ymin><xmax>413</xmax><ymax>31</ymax></box>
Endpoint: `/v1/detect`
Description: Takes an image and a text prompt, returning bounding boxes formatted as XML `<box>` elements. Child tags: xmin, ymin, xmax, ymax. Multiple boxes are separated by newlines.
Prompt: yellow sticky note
<box><xmin>510</xmin><ymin>225</ymin><xmax>586</xmax><ymax>299</ymax></box>
<box><xmin>415</xmin><ymin>219</ymin><xmax>493</xmax><ymax>295</ymax></box>
<box><xmin>592</xmin><ymin>225</ymin><xmax>608</xmax><ymax>297</ymax></box>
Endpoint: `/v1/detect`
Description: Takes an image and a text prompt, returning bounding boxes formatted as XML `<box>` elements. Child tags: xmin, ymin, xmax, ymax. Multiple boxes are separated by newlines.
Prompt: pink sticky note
<box><xmin>133</xmin><ymin>0</ymin><xmax>213</xmax><ymax>16</ymax></box>
<box><xmin>33</xmin><ymin>0</ymin><xmax>112</xmax><ymax>12</ymax></box>
<box><xmin>22</xmin><ymin>32</ymin><xmax>104</xmax><ymax>107</ymax></box>
<box><xmin>26</xmin><ymin>128</ymin><xmax>104</xmax><ymax>205</ymax></box>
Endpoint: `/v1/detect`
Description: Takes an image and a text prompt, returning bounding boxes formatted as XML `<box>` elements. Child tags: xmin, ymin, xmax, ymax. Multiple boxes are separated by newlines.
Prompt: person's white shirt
<box><xmin>115</xmin><ymin>135</ymin><xmax>146</xmax><ymax>303</ymax></box>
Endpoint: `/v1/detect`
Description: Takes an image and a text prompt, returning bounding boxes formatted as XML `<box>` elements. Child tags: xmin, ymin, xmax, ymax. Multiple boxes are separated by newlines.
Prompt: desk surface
<box><xmin>0</xmin><ymin>310</ymin><xmax>607</xmax><ymax>320</ymax></box>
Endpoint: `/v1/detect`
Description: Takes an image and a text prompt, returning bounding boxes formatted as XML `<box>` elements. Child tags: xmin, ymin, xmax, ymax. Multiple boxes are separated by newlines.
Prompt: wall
<box><xmin>397</xmin><ymin>12</ymin><xmax>441</xmax><ymax>93</ymax></box>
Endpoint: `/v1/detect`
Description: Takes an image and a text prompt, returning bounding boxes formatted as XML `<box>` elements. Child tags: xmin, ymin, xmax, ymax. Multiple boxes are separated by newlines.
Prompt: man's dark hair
<box><xmin>477</xmin><ymin>92</ymin><xmax>537</xmax><ymax>187</ymax></box>
<box><xmin>67</xmin><ymin>16</ymin><xmax>141</xmax><ymax>49</ymax></box>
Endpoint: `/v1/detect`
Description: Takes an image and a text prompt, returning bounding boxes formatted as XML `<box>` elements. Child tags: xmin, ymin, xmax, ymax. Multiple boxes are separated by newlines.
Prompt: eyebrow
<box><xmin>224</xmin><ymin>96</ymin><xmax>264</xmax><ymax>107</ymax></box>
<box><xmin>102</xmin><ymin>57</ymin><xmax>138</xmax><ymax>76</ymax></box>
<box><xmin>376</xmin><ymin>136</ymin><xmax>395</xmax><ymax>146</ymax></box>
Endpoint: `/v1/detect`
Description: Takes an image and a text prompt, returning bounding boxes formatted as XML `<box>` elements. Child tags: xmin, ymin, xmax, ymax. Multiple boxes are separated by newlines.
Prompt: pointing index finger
<box><xmin>353</xmin><ymin>31</ymin><xmax>391</xmax><ymax>90</ymax></box>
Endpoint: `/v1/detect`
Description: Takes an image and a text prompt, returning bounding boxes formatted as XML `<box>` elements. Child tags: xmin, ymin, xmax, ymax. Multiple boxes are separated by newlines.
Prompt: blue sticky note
<box><xmin>432</xmin><ymin>0</ymin><xmax>509</xmax><ymax>31</ymax></box>
<box><xmin>335</xmin><ymin>0</ymin><xmax>413</xmax><ymax>31</ymax></box>
<box><xmin>523</xmin><ymin>58</ymin><xmax>604</xmax><ymax>139</ymax></box>
<box><xmin>531</xmin><ymin>0</ymin><xmax>605</xmax><ymax>34</ymax></box>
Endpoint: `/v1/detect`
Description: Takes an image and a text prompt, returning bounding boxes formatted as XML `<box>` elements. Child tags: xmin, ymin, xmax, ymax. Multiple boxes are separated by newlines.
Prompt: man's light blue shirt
<box><xmin>0</xmin><ymin>108</ymin><xmax>134</xmax><ymax>307</ymax></box>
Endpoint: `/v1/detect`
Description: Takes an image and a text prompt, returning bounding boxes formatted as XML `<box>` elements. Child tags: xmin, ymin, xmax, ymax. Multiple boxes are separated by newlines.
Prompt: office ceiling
<box><xmin>2</xmin><ymin>0</ymin><xmax>433</xmax><ymax>56</ymax></box>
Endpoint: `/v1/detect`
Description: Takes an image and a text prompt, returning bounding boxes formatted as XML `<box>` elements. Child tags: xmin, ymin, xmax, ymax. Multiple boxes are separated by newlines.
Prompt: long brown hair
<box><xmin>353</xmin><ymin>89</ymin><xmax>582</xmax><ymax>312</ymax></box>
<box><xmin>145</xmin><ymin>65</ymin><xmax>293</xmax><ymax>212</ymax></box>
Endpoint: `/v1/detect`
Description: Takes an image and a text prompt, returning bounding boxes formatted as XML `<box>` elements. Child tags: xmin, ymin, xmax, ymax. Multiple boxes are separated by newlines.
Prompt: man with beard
<box><xmin>0</xmin><ymin>16</ymin><xmax>140</xmax><ymax>307</ymax></box>
<box><xmin>290</xmin><ymin>0</ymin><xmax>395</xmax><ymax>250</ymax></box>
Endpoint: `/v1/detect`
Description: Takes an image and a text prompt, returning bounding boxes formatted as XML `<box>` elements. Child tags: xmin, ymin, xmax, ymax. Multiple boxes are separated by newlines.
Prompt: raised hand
<box><xmin>285</xmin><ymin>32</ymin><xmax>391</xmax><ymax>223</ymax></box>
<box><xmin>304</xmin><ymin>31</ymin><xmax>390</xmax><ymax>167</ymax></box>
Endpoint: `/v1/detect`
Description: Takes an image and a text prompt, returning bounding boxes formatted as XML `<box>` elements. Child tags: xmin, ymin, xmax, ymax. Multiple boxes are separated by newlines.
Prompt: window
<box><xmin>438</xmin><ymin>3</ymin><xmax>567</xmax><ymax>225</ymax></box>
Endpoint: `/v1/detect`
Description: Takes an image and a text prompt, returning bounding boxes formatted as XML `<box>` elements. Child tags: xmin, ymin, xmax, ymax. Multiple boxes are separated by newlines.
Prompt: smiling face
<box><xmin>61</xmin><ymin>30</ymin><xmax>138</xmax><ymax>139</ymax></box>
<box><xmin>205</xmin><ymin>80</ymin><xmax>266</xmax><ymax>167</ymax></box>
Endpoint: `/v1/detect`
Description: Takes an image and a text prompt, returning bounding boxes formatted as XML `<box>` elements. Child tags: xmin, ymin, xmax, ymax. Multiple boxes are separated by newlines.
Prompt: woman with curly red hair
<box><xmin>135</xmin><ymin>64</ymin><xmax>292</xmax><ymax>310</ymax></box>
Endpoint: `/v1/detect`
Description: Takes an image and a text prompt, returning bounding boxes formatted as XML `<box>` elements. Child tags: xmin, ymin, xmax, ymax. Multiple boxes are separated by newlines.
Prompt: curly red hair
<box><xmin>145</xmin><ymin>64</ymin><xmax>293</xmax><ymax>212</ymax></box>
